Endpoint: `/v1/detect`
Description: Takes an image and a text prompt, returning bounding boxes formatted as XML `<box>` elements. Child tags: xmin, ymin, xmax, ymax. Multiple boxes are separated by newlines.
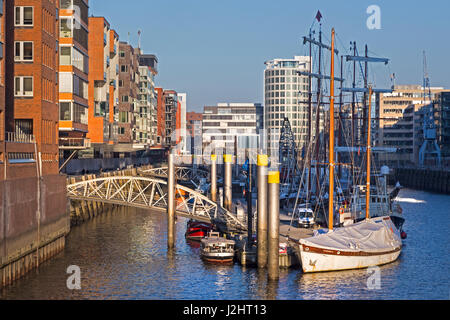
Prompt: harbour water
<box><xmin>1</xmin><ymin>188</ymin><xmax>448</xmax><ymax>300</ymax></box>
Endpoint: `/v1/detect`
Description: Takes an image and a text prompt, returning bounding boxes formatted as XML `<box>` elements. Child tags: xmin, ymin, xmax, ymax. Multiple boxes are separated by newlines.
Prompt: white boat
<box><xmin>200</xmin><ymin>232</ymin><xmax>235</xmax><ymax>264</ymax></box>
<box><xmin>298</xmin><ymin>216</ymin><xmax>402</xmax><ymax>273</ymax></box>
<box><xmin>294</xmin><ymin>28</ymin><xmax>402</xmax><ymax>273</ymax></box>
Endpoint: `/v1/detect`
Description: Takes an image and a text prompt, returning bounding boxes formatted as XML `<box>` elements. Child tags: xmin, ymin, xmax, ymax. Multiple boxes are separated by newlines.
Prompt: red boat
<box><xmin>185</xmin><ymin>220</ymin><xmax>214</xmax><ymax>241</ymax></box>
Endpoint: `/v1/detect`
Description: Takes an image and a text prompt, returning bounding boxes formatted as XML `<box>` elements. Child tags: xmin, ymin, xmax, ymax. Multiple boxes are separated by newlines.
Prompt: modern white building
<box><xmin>177</xmin><ymin>93</ymin><xmax>188</xmax><ymax>154</ymax></box>
<box><xmin>264</xmin><ymin>56</ymin><xmax>311</xmax><ymax>158</ymax></box>
<box><xmin>202</xmin><ymin>103</ymin><xmax>263</xmax><ymax>163</ymax></box>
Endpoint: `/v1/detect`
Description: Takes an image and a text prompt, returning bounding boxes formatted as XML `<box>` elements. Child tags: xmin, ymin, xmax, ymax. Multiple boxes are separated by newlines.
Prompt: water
<box><xmin>1</xmin><ymin>189</ymin><xmax>448</xmax><ymax>300</ymax></box>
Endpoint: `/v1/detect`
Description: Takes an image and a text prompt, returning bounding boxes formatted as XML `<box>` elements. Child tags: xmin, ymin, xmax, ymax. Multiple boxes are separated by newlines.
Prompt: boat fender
<box><xmin>401</xmin><ymin>231</ymin><xmax>407</xmax><ymax>239</ymax></box>
<box><xmin>339</xmin><ymin>207</ymin><xmax>344</xmax><ymax>215</ymax></box>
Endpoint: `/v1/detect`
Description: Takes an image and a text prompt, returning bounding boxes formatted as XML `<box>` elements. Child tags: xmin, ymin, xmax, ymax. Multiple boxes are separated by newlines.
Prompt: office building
<box><xmin>264</xmin><ymin>56</ymin><xmax>311</xmax><ymax>157</ymax></box>
<box><xmin>202</xmin><ymin>103</ymin><xmax>263</xmax><ymax>162</ymax></box>
<box><xmin>377</xmin><ymin>85</ymin><xmax>447</xmax><ymax>166</ymax></box>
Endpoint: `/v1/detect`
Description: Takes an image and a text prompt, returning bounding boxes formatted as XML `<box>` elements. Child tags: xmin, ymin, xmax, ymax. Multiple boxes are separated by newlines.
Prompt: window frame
<box><xmin>14</xmin><ymin>76</ymin><xmax>34</xmax><ymax>97</ymax></box>
<box><xmin>14</xmin><ymin>41</ymin><xmax>34</xmax><ymax>62</ymax></box>
<box><xmin>14</xmin><ymin>6</ymin><xmax>34</xmax><ymax>27</ymax></box>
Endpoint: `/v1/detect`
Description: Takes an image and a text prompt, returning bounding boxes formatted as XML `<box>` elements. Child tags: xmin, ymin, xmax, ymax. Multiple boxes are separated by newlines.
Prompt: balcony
<box><xmin>6</xmin><ymin>131</ymin><xmax>36</xmax><ymax>143</ymax></box>
<box><xmin>59</xmin><ymin>137</ymin><xmax>91</xmax><ymax>150</ymax></box>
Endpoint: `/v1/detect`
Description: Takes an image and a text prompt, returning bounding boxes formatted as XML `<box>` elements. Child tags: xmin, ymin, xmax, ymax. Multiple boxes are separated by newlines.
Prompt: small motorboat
<box><xmin>185</xmin><ymin>220</ymin><xmax>214</xmax><ymax>241</ymax></box>
<box><xmin>200</xmin><ymin>232</ymin><xmax>235</xmax><ymax>264</ymax></box>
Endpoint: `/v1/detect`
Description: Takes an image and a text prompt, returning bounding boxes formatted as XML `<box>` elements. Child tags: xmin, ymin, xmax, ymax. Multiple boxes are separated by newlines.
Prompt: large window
<box><xmin>59</xmin><ymin>73</ymin><xmax>88</xmax><ymax>100</ymax></box>
<box><xmin>60</xmin><ymin>18</ymin><xmax>72</xmax><ymax>38</ymax></box>
<box><xmin>59</xmin><ymin>46</ymin><xmax>71</xmax><ymax>65</ymax></box>
<box><xmin>59</xmin><ymin>46</ymin><xmax>88</xmax><ymax>73</ymax></box>
<box><xmin>60</xmin><ymin>102</ymin><xmax>71</xmax><ymax>120</ymax></box>
<box><xmin>14</xmin><ymin>41</ymin><xmax>33</xmax><ymax>62</ymax></box>
<box><xmin>59</xmin><ymin>102</ymin><xmax>88</xmax><ymax>125</ymax></box>
<box><xmin>14</xmin><ymin>76</ymin><xmax>33</xmax><ymax>97</ymax></box>
<box><xmin>15</xmin><ymin>7</ymin><xmax>33</xmax><ymax>26</ymax></box>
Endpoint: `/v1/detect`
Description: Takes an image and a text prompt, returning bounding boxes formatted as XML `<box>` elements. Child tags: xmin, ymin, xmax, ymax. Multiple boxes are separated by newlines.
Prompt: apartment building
<box><xmin>87</xmin><ymin>16</ymin><xmax>118</xmax><ymax>147</ymax></box>
<box><xmin>264</xmin><ymin>56</ymin><xmax>311</xmax><ymax>157</ymax></box>
<box><xmin>377</xmin><ymin>85</ymin><xmax>447</xmax><ymax>166</ymax></box>
<box><xmin>1</xmin><ymin>0</ymin><xmax>69</xmax><ymax>286</ymax></box>
<box><xmin>118</xmin><ymin>41</ymin><xmax>139</xmax><ymax>145</ymax></box>
<box><xmin>155</xmin><ymin>87</ymin><xmax>165</xmax><ymax>147</ymax></box>
<box><xmin>108</xmin><ymin>28</ymin><xmax>119</xmax><ymax>145</ymax></box>
<box><xmin>177</xmin><ymin>93</ymin><xmax>187</xmax><ymax>153</ymax></box>
<box><xmin>137</xmin><ymin>53</ymin><xmax>158</xmax><ymax>147</ymax></box>
<box><xmin>187</xmin><ymin>111</ymin><xmax>202</xmax><ymax>137</ymax></box>
<box><xmin>434</xmin><ymin>91</ymin><xmax>450</xmax><ymax>161</ymax></box>
<box><xmin>162</xmin><ymin>89</ymin><xmax>178</xmax><ymax>147</ymax></box>
<box><xmin>186</xmin><ymin>112</ymin><xmax>203</xmax><ymax>156</ymax></box>
<box><xmin>58</xmin><ymin>0</ymin><xmax>90</xmax><ymax>153</ymax></box>
<box><xmin>202</xmin><ymin>103</ymin><xmax>263</xmax><ymax>161</ymax></box>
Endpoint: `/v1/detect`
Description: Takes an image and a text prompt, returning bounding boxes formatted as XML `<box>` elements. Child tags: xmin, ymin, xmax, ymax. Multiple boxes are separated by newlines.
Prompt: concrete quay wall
<box><xmin>391</xmin><ymin>167</ymin><xmax>450</xmax><ymax>194</ymax></box>
<box><xmin>0</xmin><ymin>174</ymin><xmax>69</xmax><ymax>288</ymax></box>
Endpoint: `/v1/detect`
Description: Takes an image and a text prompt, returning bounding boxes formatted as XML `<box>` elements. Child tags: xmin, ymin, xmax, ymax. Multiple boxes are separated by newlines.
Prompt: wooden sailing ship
<box><xmin>292</xmin><ymin>27</ymin><xmax>403</xmax><ymax>273</ymax></box>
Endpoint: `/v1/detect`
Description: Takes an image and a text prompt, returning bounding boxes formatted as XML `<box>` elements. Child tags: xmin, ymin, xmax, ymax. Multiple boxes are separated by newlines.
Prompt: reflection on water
<box><xmin>0</xmin><ymin>189</ymin><xmax>448</xmax><ymax>300</ymax></box>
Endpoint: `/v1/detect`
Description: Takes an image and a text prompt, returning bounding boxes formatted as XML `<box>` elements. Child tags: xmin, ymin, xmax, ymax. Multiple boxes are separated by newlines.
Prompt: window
<box><xmin>118</xmin><ymin>80</ymin><xmax>124</xmax><ymax>87</ymax></box>
<box><xmin>14</xmin><ymin>41</ymin><xmax>33</xmax><ymax>62</ymax></box>
<box><xmin>120</xmin><ymin>65</ymin><xmax>128</xmax><ymax>72</ymax></box>
<box><xmin>60</xmin><ymin>18</ymin><xmax>72</xmax><ymax>38</ymax></box>
<box><xmin>119</xmin><ymin>111</ymin><xmax>128</xmax><ymax>123</ymax></box>
<box><xmin>119</xmin><ymin>127</ymin><xmax>125</xmax><ymax>135</ymax></box>
<box><xmin>15</xmin><ymin>6</ymin><xmax>33</xmax><ymax>26</ymax></box>
<box><xmin>14</xmin><ymin>76</ymin><xmax>33</xmax><ymax>97</ymax></box>
<box><xmin>121</xmin><ymin>95</ymin><xmax>129</xmax><ymax>103</ymax></box>
<box><xmin>60</xmin><ymin>46</ymin><xmax>71</xmax><ymax>65</ymax></box>
<box><xmin>119</xmin><ymin>51</ymin><xmax>125</xmax><ymax>58</ymax></box>
<box><xmin>60</xmin><ymin>102</ymin><xmax>71</xmax><ymax>121</ymax></box>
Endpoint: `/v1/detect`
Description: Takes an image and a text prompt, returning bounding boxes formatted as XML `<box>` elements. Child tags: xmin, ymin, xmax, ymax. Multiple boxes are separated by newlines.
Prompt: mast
<box><xmin>315</xmin><ymin>25</ymin><xmax>322</xmax><ymax>200</ymax></box>
<box><xmin>365</xmin><ymin>86</ymin><xmax>373</xmax><ymax>219</ymax></box>
<box><xmin>338</xmin><ymin>55</ymin><xmax>343</xmax><ymax>180</ymax></box>
<box><xmin>362</xmin><ymin>45</ymin><xmax>369</xmax><ymax>148</ymax></box>
<box><xmin>307</xmin><ymin>29</ymin><xmax>312</xmax><ymax>195</ymax></box>
<box><xmin>328</xmin><ymin>28</ymin><xmax>335</xmax><ymax>231</ymax></box>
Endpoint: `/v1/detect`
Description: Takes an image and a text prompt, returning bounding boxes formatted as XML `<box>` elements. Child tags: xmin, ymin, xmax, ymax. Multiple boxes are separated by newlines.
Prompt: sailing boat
<box><xmin>297</xmin><ymin>28</ymin><xmax>402</xmax><ymax>273</ymax></box>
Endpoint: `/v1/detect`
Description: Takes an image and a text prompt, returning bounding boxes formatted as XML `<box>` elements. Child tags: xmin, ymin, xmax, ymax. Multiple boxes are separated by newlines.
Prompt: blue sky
<box><xmin>91</xmin><ymin>0</ymin><xmax>450</xmax><ymax>112</ymax></box>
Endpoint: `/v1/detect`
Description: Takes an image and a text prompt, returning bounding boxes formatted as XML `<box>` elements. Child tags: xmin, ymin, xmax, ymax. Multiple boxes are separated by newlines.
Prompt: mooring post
<box><xmin>257</xmin><ymin>154</ymin><xmax>268</xmax><ymax>269</ymax></box>
<box><xmin>167</xmin><ymin>152</ymin><xmax>176</xmax><ymax>250</ymax></box>
<box><xmin>223</xmin><ymin>154</ymin><xmax>233</xmax><ymax>211</ymax></box>
<box><xmin>267</xmin><ymin>170</ymin><xmax>280</xmax><ymax>281</ymax></box>
<box><xmin>211</xmin><ymin>154</ymin><xmax>217</xmax><ymax>202</ymax></box>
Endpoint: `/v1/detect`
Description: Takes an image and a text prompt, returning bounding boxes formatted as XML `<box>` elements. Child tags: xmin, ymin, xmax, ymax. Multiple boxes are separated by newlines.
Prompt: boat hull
<box><xmin>299</xmin><ymin>243</ymin><xmax>401</xmax><ymax>273</ymax></box>
<box><xmin>200</xmin><ymin>252</ymin><xmax>234</xmax><ymax>264</ymax></box>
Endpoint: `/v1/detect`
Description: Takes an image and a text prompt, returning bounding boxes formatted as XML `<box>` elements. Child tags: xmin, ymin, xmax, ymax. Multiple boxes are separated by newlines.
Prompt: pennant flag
<box><xmin>316</xmin><ymin>10</ymin><xmax>322</xmax><ymax>22</ymax></box>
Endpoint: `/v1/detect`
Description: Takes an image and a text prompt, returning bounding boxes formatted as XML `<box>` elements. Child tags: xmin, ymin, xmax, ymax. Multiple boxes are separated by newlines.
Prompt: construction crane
<box><xmin>418</xmin><ymin>51</ymin><xmax>441</xmax><ymax>166</ymax></box>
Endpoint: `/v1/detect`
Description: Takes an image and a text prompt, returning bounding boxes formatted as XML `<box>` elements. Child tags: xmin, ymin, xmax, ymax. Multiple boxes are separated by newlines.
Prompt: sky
<box><xmin>90</xmin><ymin>0</ymin><xmax>450</xmax><ymax>112</ymax></box>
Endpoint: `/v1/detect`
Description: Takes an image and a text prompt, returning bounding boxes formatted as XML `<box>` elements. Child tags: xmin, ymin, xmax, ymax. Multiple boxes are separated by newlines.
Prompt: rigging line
<box><xmin>287</xmin><ymin>128</ymin><xmax>316</xmax><ymax>234</ymax></box>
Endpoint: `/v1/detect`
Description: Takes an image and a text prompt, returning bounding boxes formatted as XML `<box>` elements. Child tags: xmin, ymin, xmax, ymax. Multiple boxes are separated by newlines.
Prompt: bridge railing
<box><xmin>67</xmin><ymin>175</ymin><xmax>246</xmax><ymax>231</ymax></box>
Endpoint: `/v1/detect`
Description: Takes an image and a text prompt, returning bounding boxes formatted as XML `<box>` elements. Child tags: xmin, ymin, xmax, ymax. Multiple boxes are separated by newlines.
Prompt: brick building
<box><xmin>118</xmin><ymin>41</ymin><xmax>139</xmax><ymax>145</ymax></box>
<box><xmin>1</xmin><ymin>0</ymin><xmax>69</xmax><ymax>288</ymax></box>
<box><xmin>87</xmin><ymin>16</ymin><xmax>119</xmax><ymax>148</ymax></box>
